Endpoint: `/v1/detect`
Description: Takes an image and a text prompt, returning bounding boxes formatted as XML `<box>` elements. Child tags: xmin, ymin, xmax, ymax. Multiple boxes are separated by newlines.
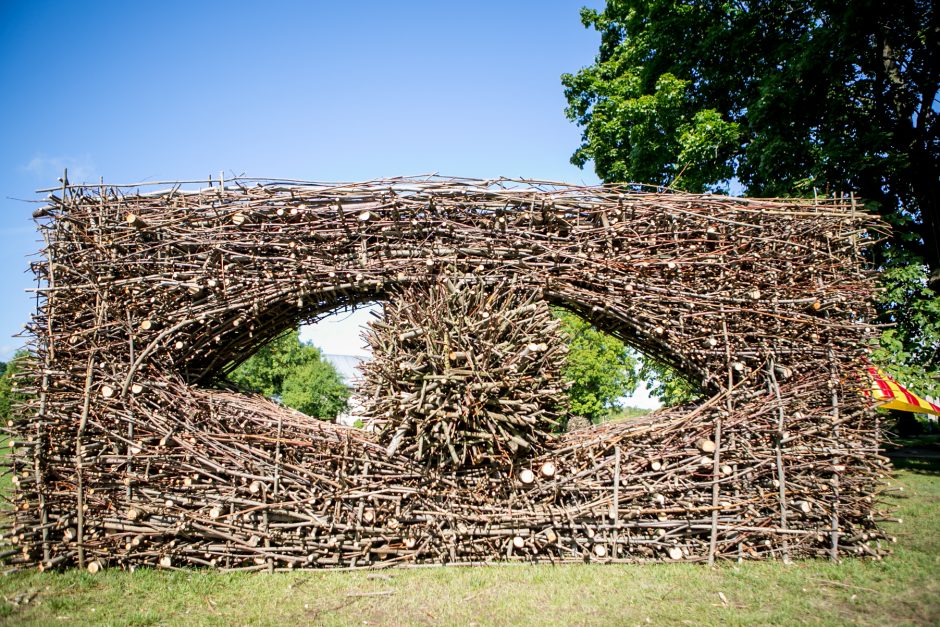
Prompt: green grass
<box><xmin>600</xmin><ymin>405</ymin><xmax>653</xmax><ymax>423</ymax></box>
<box><xmin>1</xmin><ymin>461</ymin><xmax>937</xmax><ymax>626</ymax></box>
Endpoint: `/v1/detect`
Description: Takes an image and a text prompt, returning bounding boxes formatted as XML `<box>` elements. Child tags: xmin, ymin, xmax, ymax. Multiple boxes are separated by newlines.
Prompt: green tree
<box><xmin>638</xmin><ymin>358</ymin><xmax>701</xmax><ymax>407</ymax></box>
<box><xmin>229</xmin><ymin>330</ymin><xmax>349</xmax><ymax>420</ymax></box>
<box><xmin>871</xmin><ymin>262</ymin><xmax>940</xmax><ymax>394</ymax></box>
<box><xmin>281</xmin><ymin>360</ymin><xmax>350</xmax><ymax>420</ymax></box>
<box><xmin>0</xmin><ymin>351</ymin><xmax>30</xmax><ymax>422</ymax></box>
<box><xmin>558</xmin><ymin>310</ymin><xmax>639</xmax><ymax>422</ymax></box>
<box><xmin>563</xmin><ymin>0</ymin><xmax>940</xmax><ymax>395</ymax></box>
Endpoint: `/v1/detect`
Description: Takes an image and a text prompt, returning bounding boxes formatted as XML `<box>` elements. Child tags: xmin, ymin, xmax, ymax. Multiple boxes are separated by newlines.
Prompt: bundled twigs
<box><xmin>361</xmin><ymin>280</ymin><xmax>568</xmax><ymax>467</ymax></box>
<box><xmin>2</xmin><ymin>175</ymin><xmax>890</xmax><ymax>571</ymax></box>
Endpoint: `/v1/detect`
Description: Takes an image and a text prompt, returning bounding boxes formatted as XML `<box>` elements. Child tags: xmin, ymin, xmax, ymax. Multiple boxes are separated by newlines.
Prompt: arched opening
<box><xmin>191</xmin><ymin>292</ymin><xmax>386</xmax><ymax>387</ymax></box>
<box><xmin>553</xmin><ymin>308</ymin><xmax>690</xmax><ymax>428</ymax></box>
<box><xmin>207</xmin><ymin>300</ymin><xmax>381</xmax><ymax>424</ymax></box>
<box><xmin>216</xmin><ymin>286</ymin><xmax>695</xmax><ymax>434</ymax></box>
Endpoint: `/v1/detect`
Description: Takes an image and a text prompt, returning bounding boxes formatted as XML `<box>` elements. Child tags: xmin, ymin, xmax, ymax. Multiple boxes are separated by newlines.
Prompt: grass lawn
<box><xmin>0</xmin><ymin>458</ymin><xmax>937</xmax><ymax>625</ymax></box>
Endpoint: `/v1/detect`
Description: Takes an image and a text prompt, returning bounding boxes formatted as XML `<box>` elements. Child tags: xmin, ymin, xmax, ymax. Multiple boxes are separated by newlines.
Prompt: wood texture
<box><xmin>2</xmin><ymin>175</ymin><xmax>892</xmax><ymax>571</ymax></box>
<box><xmin>360</xmin><ymin>280</ymin><xmax>567</xmax><ymax>468</ymax></box>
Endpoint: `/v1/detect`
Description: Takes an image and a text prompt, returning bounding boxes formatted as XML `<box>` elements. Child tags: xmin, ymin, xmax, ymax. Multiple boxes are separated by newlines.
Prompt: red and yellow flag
<box><xmin>865</xmin><ymin>367</ymin><xmax>940</xmax><ymax>417</ymax></box>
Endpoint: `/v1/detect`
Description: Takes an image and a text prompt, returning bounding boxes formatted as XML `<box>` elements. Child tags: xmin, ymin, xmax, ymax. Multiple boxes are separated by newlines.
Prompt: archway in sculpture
<box><xmin>185</xmin><ymin>266</ymin><xmax>701</xmax><ymax>391</ymax></box>
<box><xmin>6</xmin><ymin>176</ymin><xmax>888</xmax><ymax>571</ymax></box>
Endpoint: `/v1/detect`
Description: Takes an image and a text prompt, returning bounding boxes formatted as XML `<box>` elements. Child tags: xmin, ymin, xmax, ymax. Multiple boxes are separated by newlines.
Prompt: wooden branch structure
<box><xmin>2</xmin><ymin>175</ymin><xmax>894</xmax><ymax>571</ymax></box>
<box><xmin>361</xmin><ymin>280</ymin><xmax>568</xmax><ymax>467</ymax></box>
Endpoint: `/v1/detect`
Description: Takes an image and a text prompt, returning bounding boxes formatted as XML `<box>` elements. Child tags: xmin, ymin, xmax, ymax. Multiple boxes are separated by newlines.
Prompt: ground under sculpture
<box><xmin>4</xmin><ymin>175</ymin><xmax>893</xmax><ymax>572</ymax></box>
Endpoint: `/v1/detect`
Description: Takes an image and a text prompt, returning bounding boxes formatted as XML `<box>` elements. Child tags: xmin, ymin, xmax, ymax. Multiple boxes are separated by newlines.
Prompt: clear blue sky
<box><xmin>0</xmin><ymin>0</ymin><xmax>606</xmax><ymax>362</ymax></box>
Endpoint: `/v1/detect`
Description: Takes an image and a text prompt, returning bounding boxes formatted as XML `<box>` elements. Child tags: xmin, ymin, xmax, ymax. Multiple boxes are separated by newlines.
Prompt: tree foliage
<box><xmin>0</xmin><ymin>351</ymin><xmax>30</xmax><ymax>423</ymax></box>
<box><xmin>871</xmin><ymin>261</ymin><xmax>940</xmax><ymax>394</ymax></box>
<box><xmin>563</xmin><ymin>0</ymin><xmax>940</xmax><ymax>394</ymax></box>
<box><xmin>565</xmin><ymin>67</ymin><xmax>739</xmax><ymax>192</ymax></box>
<box><xmin>229</xmin><ymin>330</ymin><xmax>349</xmax><ymax>420</ymax></box>
<box><xmin>280</xmin><ymin>359</ymin><xmax>350</xmax><ymax>420</ymax></box>
<box><xmin>638</xmin><ymin>358</ymin><xmax>701</xmax><ymax>407</ymax></box>
<box><xmin>557</xmin><ymin>310</ymin><xmax>639</xmax><ymax>422</ymax></box>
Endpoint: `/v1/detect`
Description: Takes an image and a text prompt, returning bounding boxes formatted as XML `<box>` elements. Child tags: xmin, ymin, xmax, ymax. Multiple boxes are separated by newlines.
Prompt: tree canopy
<box><xmin>228</xmin><ymin>330</ymin><xmax>349</xmax><ymax>421</ymax></box>
<box><xmin>563</xmin><ymin>0</ymin><xmax>939</xmax><ymax>394</ymax></box>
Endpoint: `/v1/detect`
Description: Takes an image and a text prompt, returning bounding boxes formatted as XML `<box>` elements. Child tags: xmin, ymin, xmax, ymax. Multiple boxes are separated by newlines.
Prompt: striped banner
<box><xmin>866</xmin><ymin>367</ymin><xmax>940</xmax><ymax>417</ymax></box>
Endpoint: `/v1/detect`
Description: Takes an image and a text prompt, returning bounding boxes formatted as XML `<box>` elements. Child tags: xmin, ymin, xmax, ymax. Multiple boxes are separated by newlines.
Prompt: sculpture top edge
<box><xmin>37</xmin><ymin>174</ymin><xmax>879</xmax><ymax>219</ymax></box>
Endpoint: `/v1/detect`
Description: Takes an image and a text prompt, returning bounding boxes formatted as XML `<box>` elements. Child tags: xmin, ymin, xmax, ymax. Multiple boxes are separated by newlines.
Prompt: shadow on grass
<box><xmin>883</xmin><ymin>434</ymin><xmax>940</xmax><ymax>476</ymax></box>
<box><xmin>889</xmin><ymin>455</ymin><xmax>940</xmax><ymax>475</ymax></box>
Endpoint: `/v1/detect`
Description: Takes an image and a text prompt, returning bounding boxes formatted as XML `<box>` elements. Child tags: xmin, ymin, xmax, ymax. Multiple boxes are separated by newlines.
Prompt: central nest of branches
<box><xmin>360</xmin><ymin>279</ymin><xmax>569</xmax><ymax>468</ymax></box>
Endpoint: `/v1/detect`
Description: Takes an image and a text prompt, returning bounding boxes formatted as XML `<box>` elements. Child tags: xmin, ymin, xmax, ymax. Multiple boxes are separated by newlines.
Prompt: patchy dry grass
<box><xmin>0</xmin><ymin>463</ymin><xmax>937</xmax><ymax>625</ymax></box>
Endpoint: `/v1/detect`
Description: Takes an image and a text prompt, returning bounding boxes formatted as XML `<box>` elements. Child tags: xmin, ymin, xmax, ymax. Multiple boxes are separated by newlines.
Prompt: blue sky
<box><xmin>0</xmin><ymin>0</ymin><xmax>607</xmax><ymax>361</ymax></box>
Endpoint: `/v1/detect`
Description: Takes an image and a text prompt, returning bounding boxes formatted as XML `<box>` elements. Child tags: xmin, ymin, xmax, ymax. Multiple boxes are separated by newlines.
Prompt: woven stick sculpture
<box><xmin>3</xmin><ymin>175</ymin><xmax>894</xmax><ymax>572</ymax></box>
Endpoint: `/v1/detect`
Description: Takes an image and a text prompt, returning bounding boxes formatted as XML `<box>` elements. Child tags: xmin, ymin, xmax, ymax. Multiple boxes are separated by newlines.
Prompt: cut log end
<box><xmin>126</xmin><ymin>213</ymin><xmax>146</xmax><ymax>228</ymax></box>
<box><xmin>697</xmin><ymin>439</ymin><xmax>716</xmax><ymax>453</ymax></box>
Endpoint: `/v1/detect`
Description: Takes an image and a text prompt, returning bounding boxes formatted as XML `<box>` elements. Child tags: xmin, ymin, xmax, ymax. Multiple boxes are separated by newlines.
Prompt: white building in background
<box><xmin>322</xmin><ymin>354</ymin><xmax>368</xmax><ymax>426</ymax></box>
